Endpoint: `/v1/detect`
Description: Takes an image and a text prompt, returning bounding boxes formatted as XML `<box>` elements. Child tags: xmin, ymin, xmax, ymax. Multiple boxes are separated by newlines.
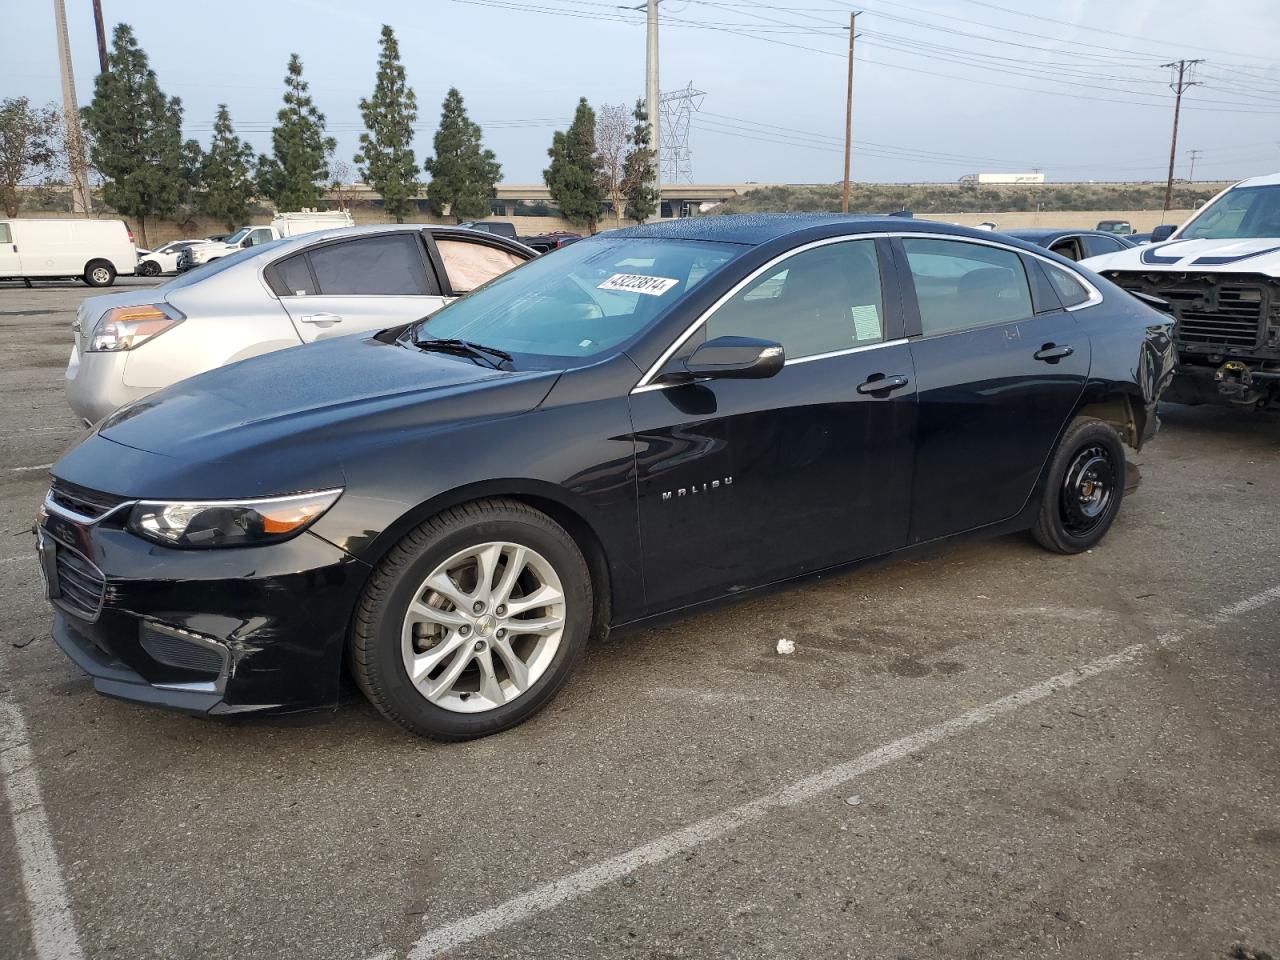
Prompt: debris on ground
<box><xmin>845</xmin><ymin>795</ymin><xmax>863</xmax><ymax>806</ymax></box>
<box><xmin>775</xmin><ymin>638</ymin><xmax>795</xmax><ymax>655</ymax></box>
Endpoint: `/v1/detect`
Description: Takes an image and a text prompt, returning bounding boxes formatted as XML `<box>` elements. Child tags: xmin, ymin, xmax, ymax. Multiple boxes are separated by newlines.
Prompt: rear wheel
<box><xmin>1032</xmin><ymin>417</ymin><xmax>1126</xmax><ymax>554</ymax></box>
<box><xmin>83</xmin><ymin>260</ymin><xmax>116</xmax><ymax>287</ymax></box>
<box><xmin>350</xmin><ymin>499</ymin><xmax>592</xmax><ymax>740</ymax></box>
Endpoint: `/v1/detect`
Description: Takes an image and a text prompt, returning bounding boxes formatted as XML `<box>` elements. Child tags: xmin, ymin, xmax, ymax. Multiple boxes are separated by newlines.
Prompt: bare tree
<box><xmin>594</xmin><ymin>103</ymin><xmax>630</xmax><ymax>229</ymax></box>
<box><xmin>0</xmin><ymin>98</ymin><xmax>60</xmax><ymax>217</ymax></box>
<box><xmin>327</xmin><ymin>157</ymin><xmax>358</xmax><ymax>213</ymax></box>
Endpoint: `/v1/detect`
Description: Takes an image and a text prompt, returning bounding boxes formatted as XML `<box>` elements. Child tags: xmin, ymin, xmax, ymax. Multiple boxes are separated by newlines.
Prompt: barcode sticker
<box><xmin>851</xmin><ymin>304</ymin><xmax>881</xmax><ymax>341</ymax></box>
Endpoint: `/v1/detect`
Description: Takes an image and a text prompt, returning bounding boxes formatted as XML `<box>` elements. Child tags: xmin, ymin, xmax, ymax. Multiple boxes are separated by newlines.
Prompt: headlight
<box><xmin>127</xmin><ymin>489</ymin><xmax>342</xmax><ymax>548</ymax></box>
<box><xmin>89</xmin><ymin>304</ymin><xmax>184</xmax><ymax>352</ymax></box>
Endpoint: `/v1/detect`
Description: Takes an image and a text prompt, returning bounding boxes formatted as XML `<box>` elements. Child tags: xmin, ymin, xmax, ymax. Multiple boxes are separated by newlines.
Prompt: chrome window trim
<box><xmin>630</xmin><ymin>230</ymin><xmax>1103</xmax><ymax>393</ymax></box>
<box><xmin>784</xmin><ymin>338</ymin><xmax>908</xmax><ymax>367</ymax></box>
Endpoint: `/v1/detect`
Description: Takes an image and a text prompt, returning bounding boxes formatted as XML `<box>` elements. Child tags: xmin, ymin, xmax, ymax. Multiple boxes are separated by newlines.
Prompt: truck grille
<box><xmin>1106</xmin><ymin>272</ymin><xmax>1274</xmax><ymax>353</ymax></box>
<box><xmin>53</xmin><ymin>545</ymin><xmax>107</xmax><ymax>621</ymax></box>
<box><xmin>48</xmin><ymin>478</ymin><xmax>128</xmax><ymax>520</ymax></box>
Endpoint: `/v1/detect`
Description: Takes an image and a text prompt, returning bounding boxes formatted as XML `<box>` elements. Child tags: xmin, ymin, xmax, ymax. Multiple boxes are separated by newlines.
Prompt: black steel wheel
<box><xmin>1032</xmin><ymin>417</ymin><xmax>1126</xmax><ymax>554</ymax></box>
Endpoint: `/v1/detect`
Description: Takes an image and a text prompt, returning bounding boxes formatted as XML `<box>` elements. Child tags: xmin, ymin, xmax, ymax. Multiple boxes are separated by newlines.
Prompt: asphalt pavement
<box><xmin>1</xmin><ymin>278</ymin><xmax>1278</xmax><ymax>960</ymax></box>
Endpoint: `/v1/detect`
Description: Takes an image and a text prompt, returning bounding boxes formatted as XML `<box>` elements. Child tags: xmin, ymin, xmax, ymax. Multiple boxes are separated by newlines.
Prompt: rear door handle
<box><xmin>1034</xmin><ymin>343</ymin><xmax>1074</xmax><ymax>362</ymax></box>
<box><xmin>300</xmin><ymin>313</ymin><xmax>343</xmax><ymax>327</ymax></box>
<box><xmin>857</xmin><ymin>373</ymin><xmax>910</xmax><ymax>395</ymax></box>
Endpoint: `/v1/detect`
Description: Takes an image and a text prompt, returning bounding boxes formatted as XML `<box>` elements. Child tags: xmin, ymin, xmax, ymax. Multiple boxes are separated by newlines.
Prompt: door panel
<box><xmin>629</xmin><ymin>346</ymin><xmax>917</xmax><ymax>612</ymax></box>
<box><xmin>898</xmin><ymin>236</ymin><xmax>1090</xmax><ymax>542</ymax></box>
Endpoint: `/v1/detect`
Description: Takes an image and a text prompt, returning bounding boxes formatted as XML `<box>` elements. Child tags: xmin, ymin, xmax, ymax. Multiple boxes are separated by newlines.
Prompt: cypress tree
<box><xmin>623</xmin><ymin>99</ymin><xmax>659</xmax><ymax>224</ymax></box>
<box><xmin>81</xmin><ymin>24</ymin><xmax>187</xmax><ymax>247</ymax></box>
<box><xmin>198</xmin><ymin>105</ymin><xmax>256</xmax><ymax>230</ymax></box>
<box><xmin>257</xmin><ymin>54</ymin><xmax>335</xmax><ymax>211</ymax></box>
<box><xmin>356</xmin><ymin>25</ymin><xmax>419</xmax><ymax>223</ymax></box>
<box><xmin>423</xmin><ymin>88</ymin><xmax>501</xmax><ymax>222</ymax></box>
<box><xmin>544</xmin><ymin>98</ymin><xmax>603</xmax><ymax>232</ymax></box>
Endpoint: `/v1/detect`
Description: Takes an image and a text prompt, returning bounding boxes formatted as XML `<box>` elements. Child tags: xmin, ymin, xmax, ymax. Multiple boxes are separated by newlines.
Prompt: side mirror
<box><xmin>1150</xmin><ymin>224</ymin><xmax>1176</xmax><ymax>243</ymax></box>
<box><xmin>683</xmin><ymin>335</ymin><xmax>784</xmax><ymax>380</ymax></box>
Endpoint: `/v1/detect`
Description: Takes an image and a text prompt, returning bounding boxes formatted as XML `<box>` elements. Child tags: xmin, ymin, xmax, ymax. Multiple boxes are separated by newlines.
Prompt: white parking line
<box><xmin>398</xmin><ymin>582</ymin><xmax>1280</xmax><ymax>959</ymax></box>
<box><xmin>0</xmin><ymin>696</ymin><xmax>87</xmax><ymax>960</ymax></box>
<box><xmin>9</xmin><ymin>463</ymin><xmax>54</xmax><ymax>473</ymax></box>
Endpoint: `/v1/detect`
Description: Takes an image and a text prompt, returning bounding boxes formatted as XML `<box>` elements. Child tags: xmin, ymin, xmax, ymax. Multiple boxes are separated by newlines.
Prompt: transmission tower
<box><xmin>659</xmin><ymin>83</ymin><xmax>704</xmax><ymax>185</ymax></box>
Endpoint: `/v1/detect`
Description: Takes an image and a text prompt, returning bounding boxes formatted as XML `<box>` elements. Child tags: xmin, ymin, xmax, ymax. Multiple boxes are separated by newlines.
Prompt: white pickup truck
<box><xmin>178</xmin><ymin>210</ymin><xmax>355</xmax><ymax>272</ymax></box>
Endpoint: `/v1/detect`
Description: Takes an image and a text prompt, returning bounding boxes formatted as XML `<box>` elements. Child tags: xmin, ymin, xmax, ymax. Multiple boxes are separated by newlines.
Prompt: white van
<box><xmin>0</xmin><ymin>218</ymin><xmax>136</xmax><ymax>287</ymax></box>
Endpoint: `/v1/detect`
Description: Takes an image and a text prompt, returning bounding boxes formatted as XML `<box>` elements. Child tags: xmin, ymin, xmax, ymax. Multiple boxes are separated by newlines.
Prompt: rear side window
<box><xmin>271</xmin><ymin>253</ymin><xmax>318</xmax><ymax>297</ymax></box>
<box><xmin>705</xmin><ymin>239</ymin><xmax>885</xmax><ymax>360</ymax></box>
<box><xmin>0</xmin><ymin>224</ymin><xmax>10</xmax><ymax>244</ymax></box>
<box><xmin>306</xmin><ymin>234</ymin><xmax>434</xmax><ymax>296</ymax></box>
<box><xmin>902</xmin><ymin>238</ymin><xmax>1033</xmax><ymax>335</ymax></box>
<box><xmin>1080</xmin><ymin>234</ymin><xmax>1125</xmax><ymax>258</ymax></box>
<box><xmin>436</xmin><ymin>238</ymin><xmax>526</xmax><ymax>294</ymax></box>
<box><xmin>1042</xmin><ymin>263</ymin><xmax>1091</xmax><ymax>308</ymax></box>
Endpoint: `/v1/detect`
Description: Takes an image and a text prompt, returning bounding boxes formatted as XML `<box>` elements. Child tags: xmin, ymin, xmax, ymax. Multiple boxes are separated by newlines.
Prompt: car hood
<box><xmin>1082</xmin><ymin>236</ymin><xmax>1280</xmax><ymax>275</ymax></box>
<box><xmin>54</xmin><ymin>334</ymin><xmax>560</xmax><ymax>500</ymax></box>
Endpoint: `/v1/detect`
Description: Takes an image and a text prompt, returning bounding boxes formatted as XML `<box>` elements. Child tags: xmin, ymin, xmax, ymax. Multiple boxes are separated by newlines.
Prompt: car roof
<box><xmin>604</xmin><ymin>213</ymin><xmax>1009</xmax><ymax>246</ymax></box>
<box><xmin>261</xmin><ymin>223</ymin><xmax>534</xmax><ymax>256</ymax></box>
<box><xmin>1234</xmin><ymin>171</ymin><xmax>1280</xmax><ymax>188</ymax></box>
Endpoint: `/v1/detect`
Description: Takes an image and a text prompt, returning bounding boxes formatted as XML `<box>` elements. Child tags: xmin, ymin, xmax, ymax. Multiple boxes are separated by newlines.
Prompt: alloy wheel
<box><xmin>401</xmin><ymin>541</ymin><xmax>566</xmax><ymax>713</ymax></box>
<box><xmin>91</xmin><ymin>267</ymin><xmax>112</xmax><ymax>285</ymax></box>
<box><xmin>1060</xmin><ymin>443</ymin><xmax>1116</xmax><ymax>536</ymax></box>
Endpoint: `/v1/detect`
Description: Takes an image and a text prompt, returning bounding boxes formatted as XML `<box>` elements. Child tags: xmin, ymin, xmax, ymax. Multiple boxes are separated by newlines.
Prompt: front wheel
<box><xmin>139</xmin><ymin>260</ymin><xmax>162</xmax><ymax>277</ymax></box>
<box><xmin>350</xmin><ymin>499</ymin><xmax>593</xmax><ymax>740</ymax></box>
<box><xmin>1032</xmin><ymin>417</ymin><xmax>1126</xmax><ymax>554</ymax></box>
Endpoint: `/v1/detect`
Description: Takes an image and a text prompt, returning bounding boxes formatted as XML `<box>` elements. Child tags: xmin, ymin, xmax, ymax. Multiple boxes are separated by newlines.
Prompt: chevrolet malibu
<box><xmin>37</xmin><ymin>215</ymin><xmax>1175</xmax><ymax>740</ymax></box>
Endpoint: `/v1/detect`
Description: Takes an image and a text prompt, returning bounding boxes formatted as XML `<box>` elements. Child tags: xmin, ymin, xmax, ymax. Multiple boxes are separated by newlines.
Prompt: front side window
<box><xmin>308</xmin><ymin>234</ymin><xmax>432</xmax><ymax>296</ymax></box>
<box><xmin>704</xmin><ymin>240</ymin><xmax>885</xmax><ymax>360</ymax></box>
<box><xmin>436</xmin><ymin>238</ymin><xmax>526</xmax><ymax>293</ymax></box>
<box><xmin>1181</xmin><ymin>185</ymin><xmax>1280</xmax><ymax>240</ymax></box>
<box><xmin>247</xmin><ymin>229</ymin><xmax>273</xmax><ymax>247</ymax></box>
<box><xmin>0</xmin><ymin>223</ymin><xmax>12</xmax><ymax>244</ymax></box>
<box><xmin>902</xmin><ymin>238</ymin><xmax>1033</xmax><ymax>336</ymax></box>
<box><xmin>1081</xmin><ymin>234</ymin><xmax>1124</xmax><ymax>258</ymax></box>
<box><xmin>416</xmin><ymin>238</ymin><xmax>741</xmax><ymax>362</ymax></box>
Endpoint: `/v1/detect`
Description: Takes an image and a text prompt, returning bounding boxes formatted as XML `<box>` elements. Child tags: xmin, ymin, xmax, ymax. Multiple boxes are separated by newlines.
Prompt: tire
<box><xmin>83</xmin><ymin>260</ymin><xmax>116</xmax><ymax>287</ymax></box>
<box><xmin>350</xmin><ymin>498</ymin><xmax>593</xmax><ymax>740</ymax></box>
<box><xmin>1032</xmin><ymin>416</ymin><xmax>1126</xmax><ymax>554</ymax></box>
<box><xmin>139</xmin><ymin>260</ymin><xmax>161</xmax><ymax>277</ymax></box>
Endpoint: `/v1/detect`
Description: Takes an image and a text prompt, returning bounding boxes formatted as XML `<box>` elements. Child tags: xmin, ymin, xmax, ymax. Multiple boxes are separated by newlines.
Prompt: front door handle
<box><xmin>857</xmin><ymin>373</ymin><xmax>910</xmax><ymax>395</ymax></box>
<box><xmin>1034</xmin><ymin>343</ymin><xmax>1074</xmax><ymax>363</ymax></box>
<box><xmin>300</xmin><ymin>313</ymin><xmax>343</xmax><ymax>327</ymax></box>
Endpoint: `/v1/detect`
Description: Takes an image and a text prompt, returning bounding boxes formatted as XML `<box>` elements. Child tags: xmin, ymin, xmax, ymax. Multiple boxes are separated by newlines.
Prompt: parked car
<box><xmin>65</xmin><ymin>225</ymin><xmax>534</xmax><ymax>423</ymax></box>
<box><xmin>1096</xmin><ymin>220</ymin><xmax>1134</xmax><ymax>235</ymax></box>
<box><xmin>177</xmin><ymin>211</ymin><xmax>356</xmax><ymax>272</ymax></box>
<box><xmin>1000</xmin><ymin>228</ymin><xmax>1136</xmax><ymax>261</ymax></box>
<box><xmin>520</xmin><ymin>231</ymin><xmax>582</xmax><ymax>254</ymax></box>
<box><xmin>39</xmin><ymin>215</ymin><xmax>1174</xmax><ymax>739</ymax></box>
<box><xmin>457</xmin><ymin>220</ymin><xmax>519</xmax><ymax>240</ymax></box>
<box><xmin>1082</xmin><ymin>171</ymin><xmax>1280</xmax><ymax>408</ymax></box>
<box><xmin>136</xmin><ymin>239</ymin><xmax>213</xmax><ymax>276</ymax></box>
<box><xmin>0</xmin><ymin>218</ymin><xmax>136</xmax><ymax>287</ymax></box>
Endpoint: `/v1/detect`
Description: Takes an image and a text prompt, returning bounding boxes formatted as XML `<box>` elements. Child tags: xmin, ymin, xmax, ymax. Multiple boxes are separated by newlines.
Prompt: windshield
<box><xmin>224</xmin><ymin>227</ymin><xmax>251</xmax><ymax>245</ymax></box>
<box><xmin>413</xmin><ymin>237</ymin><xmax>743</xmax><ymax>364</ymax></box>
<box><xmin>1181</xmin><ymin>185</ymin><xmax>1280</xmax><ymax>240</ymax></box>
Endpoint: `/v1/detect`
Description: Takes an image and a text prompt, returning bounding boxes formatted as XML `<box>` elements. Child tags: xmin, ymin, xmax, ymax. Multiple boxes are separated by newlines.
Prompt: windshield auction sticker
<box><xmin>598</xmin><ymin>273</ymin><xmax>680</xmax><ymax>296</ymax></box>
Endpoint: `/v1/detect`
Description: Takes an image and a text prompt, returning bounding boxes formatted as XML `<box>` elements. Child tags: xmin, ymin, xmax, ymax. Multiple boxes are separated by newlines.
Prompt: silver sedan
<box><xmin>65</xmin><ymin>224</ymin><xmax>533</xmax><ymax>423</ymax></box>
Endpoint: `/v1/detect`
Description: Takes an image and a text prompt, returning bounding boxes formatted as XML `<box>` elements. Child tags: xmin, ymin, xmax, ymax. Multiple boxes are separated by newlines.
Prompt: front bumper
<box><xmin>38</xmin><ymin>495</ymin><xmax>371</xmax><ymax>716</ymax></box>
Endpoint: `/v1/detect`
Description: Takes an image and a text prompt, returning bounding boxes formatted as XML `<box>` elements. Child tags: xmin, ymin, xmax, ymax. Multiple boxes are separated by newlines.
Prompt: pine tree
<box><xmin>198</xmin><ymin>105</ymin><xmax>256</xmax><ymax>230</ymax></box>
<box><xmin>423</xmin><ymin>88</ymin><xmax>501</xmax><ymax>222</ymax></box>
<box><xmin>544</xmin><ymin>98</ymin><xmax>603</xmax><ymax>232</ymax></box>
<box><xmin>623</xmin><ymin>99</ymin><xmax>659</xmax><ymax>224</ymax></box>
<box><xmin>257</xmin><ymin>54</ymin><xmax>335</xmax><ymax>211</ymax></box>
<box><xmin>81</xmin><ymin>24</ymin><xmax>187</xmax><ymax>247</ymax></box>
<box><xmin>355</xmin><ymin>25</ymin><xmax>419</xmax><ymax>223</ymax></box>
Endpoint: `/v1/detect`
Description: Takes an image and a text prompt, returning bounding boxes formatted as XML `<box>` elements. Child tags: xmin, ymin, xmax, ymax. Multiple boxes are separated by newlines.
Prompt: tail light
<box><xmin>88</xmin><ymin>303</ymin><xmax>184</xmax><ymax>352</ymax></box>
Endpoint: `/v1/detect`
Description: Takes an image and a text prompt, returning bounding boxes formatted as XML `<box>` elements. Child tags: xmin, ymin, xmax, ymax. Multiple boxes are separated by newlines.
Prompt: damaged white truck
<box><xmin>1083</xmin><ymin>172</ymin><xmax>1280</xmax><ymax>409</ymax></box>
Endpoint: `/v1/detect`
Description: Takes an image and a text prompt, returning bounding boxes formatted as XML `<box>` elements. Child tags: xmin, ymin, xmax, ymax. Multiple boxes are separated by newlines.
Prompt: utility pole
<box><xmin>1160</xmin><ymin>58</ymin><xmax>1203</xmax><ymax>216</ymax></box>
<box><xmin>646</xmin><ymin>0</ymin><xmax>661</xmax><ymax>207</ymax></box>
<box><xmin>53</xmin><ymin>0</ymin><xmax>91</xmax><ymax>215</ymax></box>
<box><xmin>92</xmin><ymin>0</ymin><xmax>108</xmax><ymax>73</ymax></box>
<box><xmin>1188</xmin><ymin>148</ymin><xmax>1202</xmax><ymax>181</ymax></box>
<box><xmin>841</xmin><ymin>11</ymin><xmax>859</xmax><ymax>214</ymax></box>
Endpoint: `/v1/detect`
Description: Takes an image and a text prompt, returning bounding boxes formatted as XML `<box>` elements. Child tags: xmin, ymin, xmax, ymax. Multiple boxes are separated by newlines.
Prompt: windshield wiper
<box><xmin>412</xmin><ymin>335</ymin><xmax>513</xmax><ymax>369</ymax></box>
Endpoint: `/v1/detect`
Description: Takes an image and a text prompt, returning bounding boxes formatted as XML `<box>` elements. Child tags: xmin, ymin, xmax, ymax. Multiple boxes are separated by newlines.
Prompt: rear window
<box><xmin>307</xmin><ymin>234</ymin><xmax>432</xmax><ymax>296</ymax></box>
<box><xmin>902</xmin><ymin>238</ymin><xmax>1034</xmax><ymax>335</ymax></box>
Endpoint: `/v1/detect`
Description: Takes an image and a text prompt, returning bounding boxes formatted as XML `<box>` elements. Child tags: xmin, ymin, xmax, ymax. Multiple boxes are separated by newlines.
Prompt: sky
<box><xmin>4</xmin><ymin>0</ymin><xmax>1280</xmax><ymax>186</ymax></box>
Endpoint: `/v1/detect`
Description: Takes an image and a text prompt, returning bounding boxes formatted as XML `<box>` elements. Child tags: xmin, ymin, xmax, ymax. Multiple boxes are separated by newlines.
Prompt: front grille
<box><xmin>139</xmin><ymin>625</ymin><xmax>225</xmax><ymax>676</ymax></box>
<box><xmin>48</xmin><ymin>478</ymin><xmax>128</xmax><ymax>520</ymax></box>
<box><xmin>53</xmin><ymin>545</ymin><xmax>106</xmax><ymax>621</ymax></box>
<box><xmin>1166</xmin><ymin>286</ymin><xmax>1265</xmax><ymax>349</ymax></box>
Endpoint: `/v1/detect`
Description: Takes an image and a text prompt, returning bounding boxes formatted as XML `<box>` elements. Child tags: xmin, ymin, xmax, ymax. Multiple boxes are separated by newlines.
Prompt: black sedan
<box><xmin>1000</xmin><ymin>228</ymin><xmax>1137</xmax><ymax>261</ymax></box>
<box><xmin>37</xmin><ymin>215</ymin><xmax>1175</xmax><ymax>740</ymax></box>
